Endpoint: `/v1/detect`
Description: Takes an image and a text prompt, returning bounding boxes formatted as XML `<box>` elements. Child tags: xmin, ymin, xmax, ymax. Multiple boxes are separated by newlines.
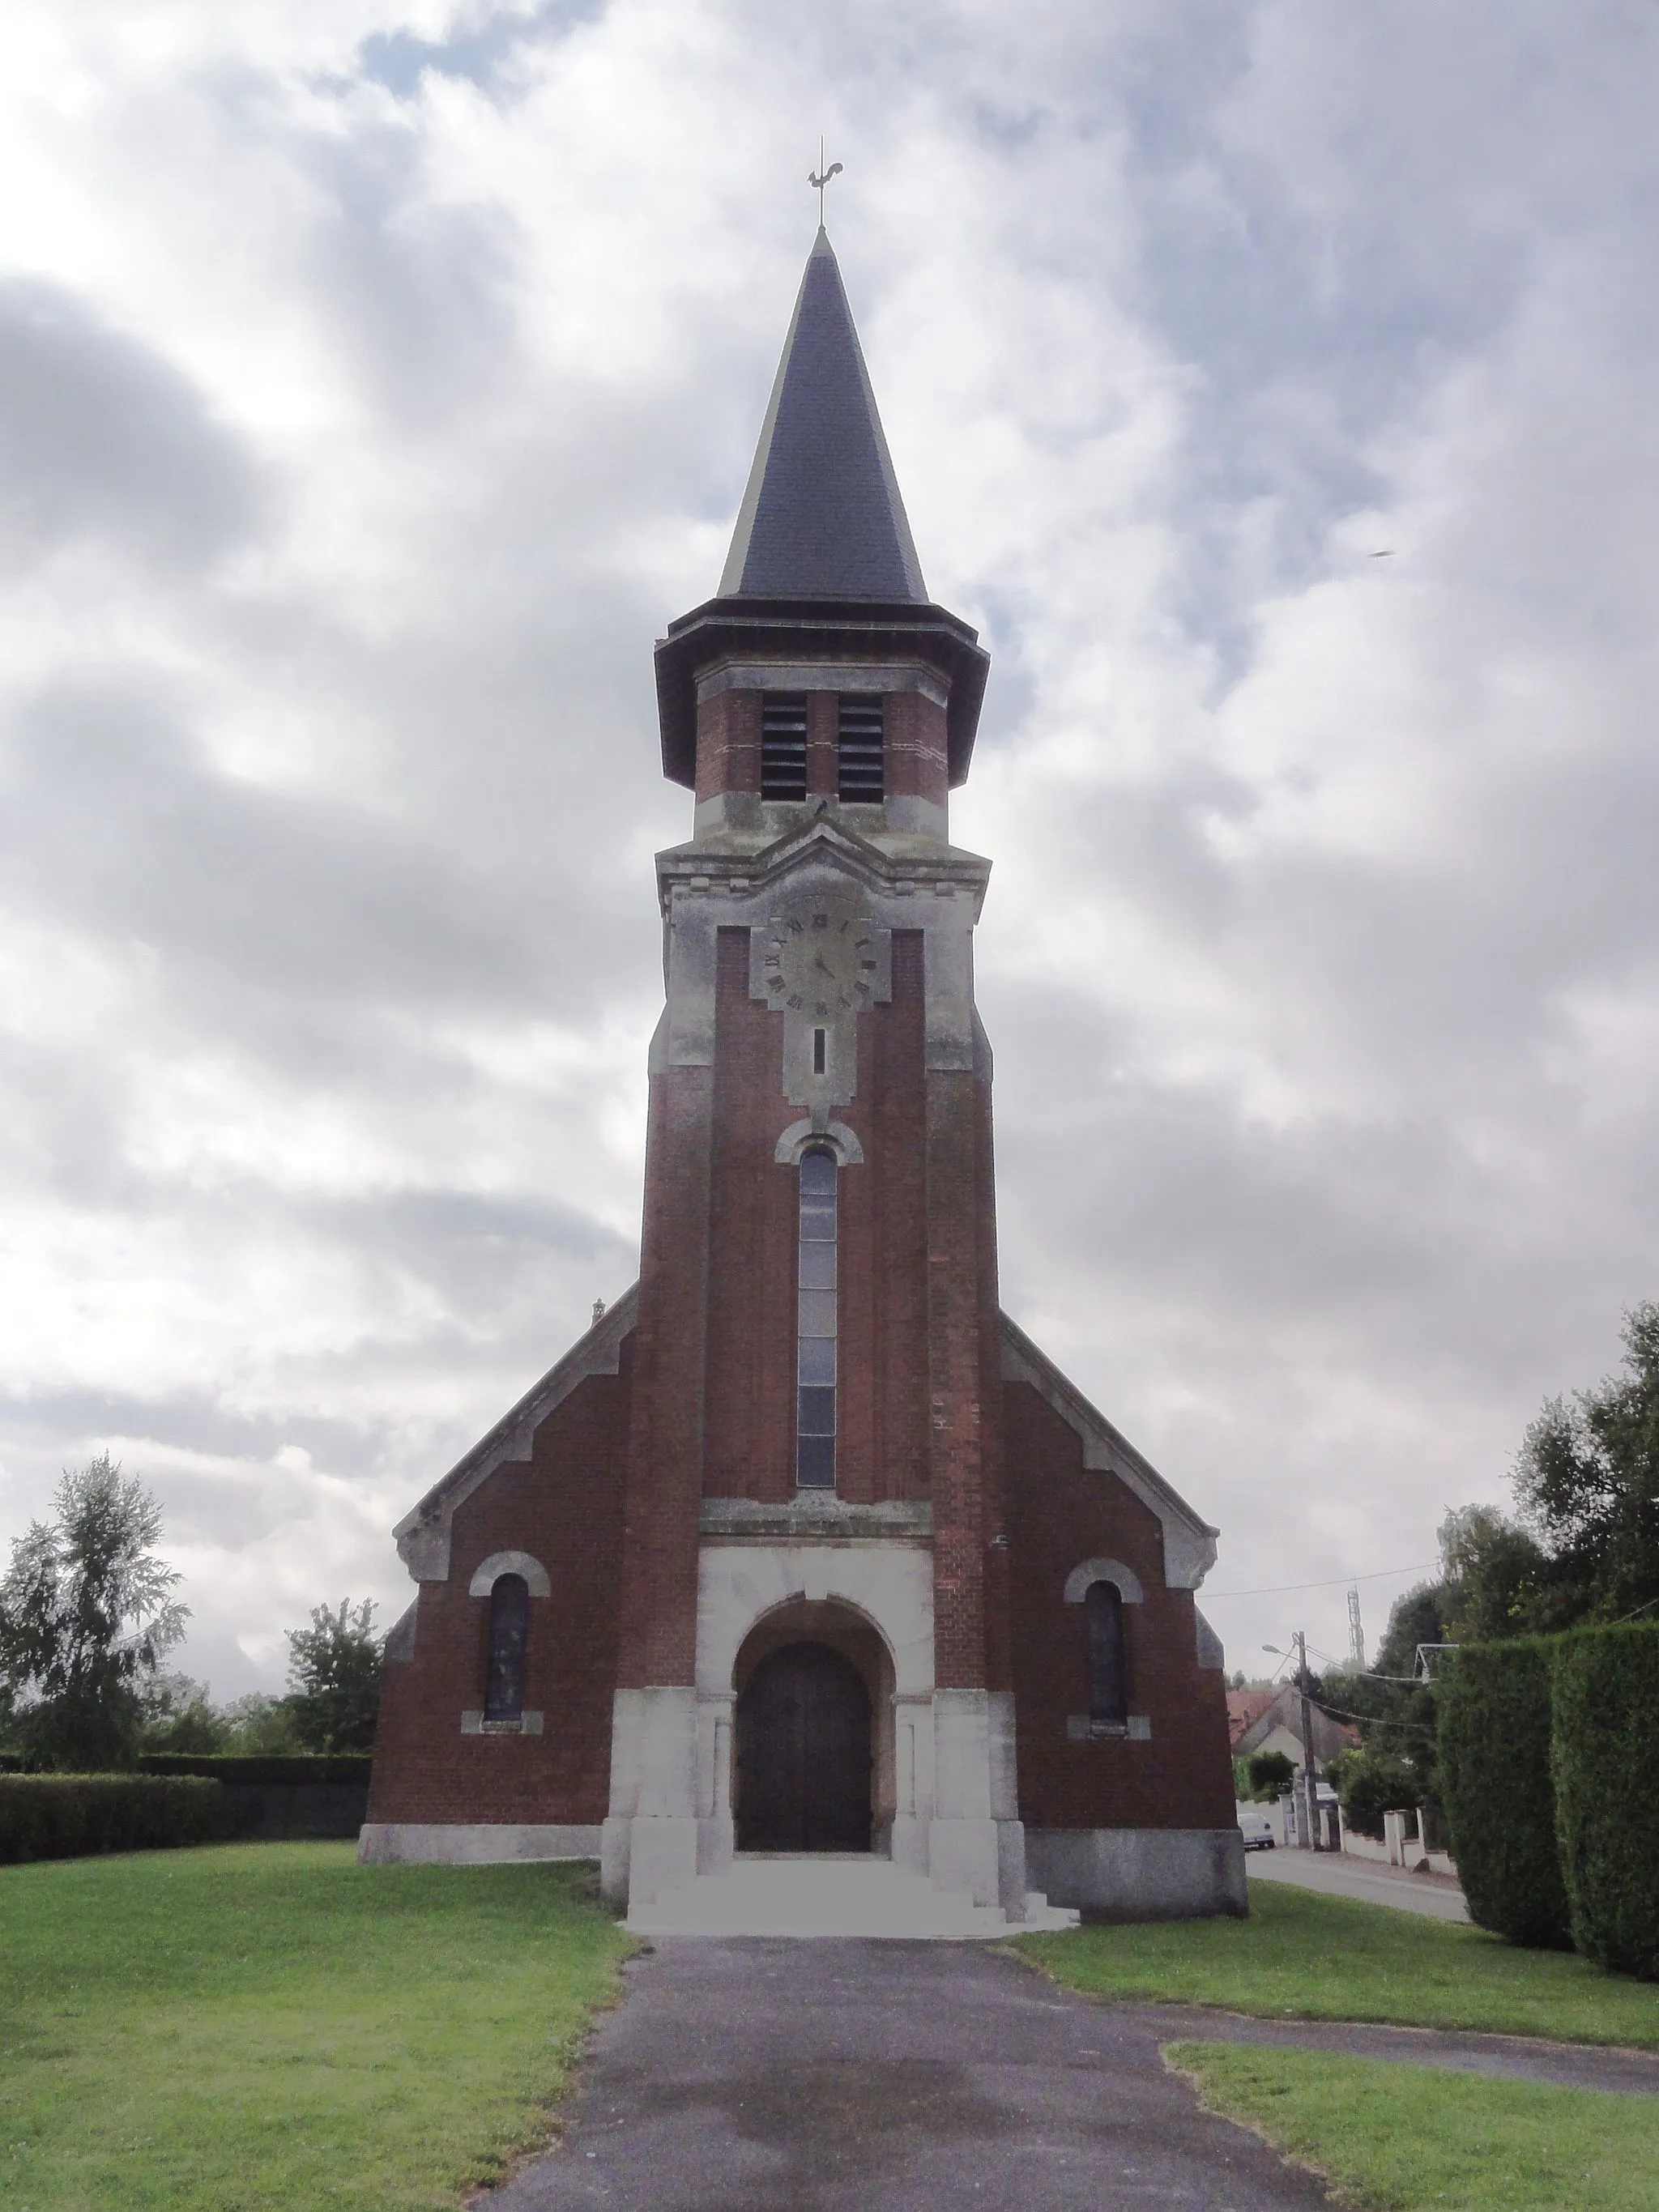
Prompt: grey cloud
<box><xmin>296</xmin><ymin>143</ymin><xmax>519</xmax><ymax>430</ymax></box>
<box><xmin>0</xmin><ymin>280</ymin><xmax>262</xmax><ymax>569</ymax></box>
<box><xmin>4</xmin><ymin>0</ymin><xmax>1658</xmax><ymax>1692</ymax></box>
<box><xmin>358</xmin><ymin>4</ymin><xmax>605</xmax><ymax>102</ymax></box>
<box><xmin>282</xmin><ymin>1185</ymin><xmax>638</xmax><ymax>1349</ymax></box>
<box><xmin>5</xmin><ymin>686</ymin><xmax>540</xmax><ymax>1015</ymax></box>
<box><xmin>0</xmin><ymin>1391</ymin><xmax>384</xmax><ymax>1489</ymax></box>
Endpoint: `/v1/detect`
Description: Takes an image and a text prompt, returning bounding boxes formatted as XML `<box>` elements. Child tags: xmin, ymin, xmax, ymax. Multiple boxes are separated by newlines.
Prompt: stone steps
<box><xmin>626</xmin><ymin>1852</ymin><xmax>1080</xmax><ymax>1939</ymax></box>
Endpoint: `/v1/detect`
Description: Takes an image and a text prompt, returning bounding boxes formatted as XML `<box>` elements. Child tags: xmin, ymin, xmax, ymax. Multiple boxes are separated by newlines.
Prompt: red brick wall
<box><xmin>974</xmin><ymin>1016</ymin><xmax>1015</xmax><ymax>1696</ymax></box>
<box><xmin>1004</xmin><ymin>1379</ymin><xmax>1235</xmax><ymax>1831</ymax></box>
<box><xmin>842</xmin><ymin>930</ymin><xmax>931</xmax><ymax>1502</ymax></box>
<box><xmin>884</xmin><ymin>690</ymin><xmax>948</xmax><ymax>807</ymax></box>
<box><xmin>614</xmin><ymin>1058</ymin><xmax>713</xmax><ymax>1688</ymax></box>
<box><xmin>367</xmin><ymin>1352</ymin><xmax>632</xmax><ymax>1826</ymax></box>
<box><xmin>928</xmin><ymin>1062</ymin><xmax>992</xmax><ymax>1690</ymax></box>
<box><xmin>694</xmin><ymin>688</ymin><xmax>760</xmax><ymax>802</ymax></box>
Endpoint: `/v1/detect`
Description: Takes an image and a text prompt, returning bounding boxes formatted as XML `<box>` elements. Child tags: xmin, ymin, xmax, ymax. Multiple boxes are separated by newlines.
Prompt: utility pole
<box><xmin>1262</xmin><ymin>1632</ymin><xmax>1328</xmax><ymax>1851</ymax></box>
<box><xmin>1294</xmin><ymin>1630</ymin><xmax>1323</xmax><ymax>1852</ymax></box>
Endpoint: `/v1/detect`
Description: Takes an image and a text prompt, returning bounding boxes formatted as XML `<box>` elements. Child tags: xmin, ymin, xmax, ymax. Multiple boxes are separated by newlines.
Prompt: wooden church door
<box><xmin>735</xmin><ymin>1643</ymin><xmax>872</xmax><ymax>1852</ymax></box>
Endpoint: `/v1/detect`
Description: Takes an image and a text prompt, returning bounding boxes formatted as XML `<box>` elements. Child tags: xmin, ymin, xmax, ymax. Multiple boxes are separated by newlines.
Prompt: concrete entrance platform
<box><xmin>625</xmin><ymin>1852</ymin><xmax>1079</xmax><ymax>1939</ymax></box>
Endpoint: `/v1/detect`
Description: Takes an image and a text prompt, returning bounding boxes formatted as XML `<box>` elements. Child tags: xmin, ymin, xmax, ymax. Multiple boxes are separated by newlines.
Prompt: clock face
<box><xmin>761</xmin><ymin>903</ymin><xmax>881</xmax><ymax>1018</ymax></box>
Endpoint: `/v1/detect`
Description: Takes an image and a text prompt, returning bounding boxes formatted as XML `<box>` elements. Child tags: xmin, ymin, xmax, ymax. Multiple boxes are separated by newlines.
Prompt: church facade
<box><xmin>361</xmin><ymin>230</ymin><xmax>1244</xmax><ymax>1926</ymax></box>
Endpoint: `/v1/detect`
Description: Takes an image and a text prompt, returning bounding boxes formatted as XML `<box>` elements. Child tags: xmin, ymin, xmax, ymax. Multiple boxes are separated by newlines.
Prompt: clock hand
<box><xmin>812</xmin><ymin>954</ymin><xmax>834</xmax><ymax>977</ymax></box>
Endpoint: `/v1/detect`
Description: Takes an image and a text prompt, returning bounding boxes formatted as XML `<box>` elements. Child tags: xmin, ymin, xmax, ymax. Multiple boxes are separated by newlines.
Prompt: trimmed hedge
<box><xmin>0</xmin><ymin>1775</ymin><xmax>223</xmax><ymax>1865</ymax></box>
<box><xmin>1438</xmin><ymin>1638</ymin><xmax>1572</xmax><ymax>1948</ymax></box>
<box><xmin>139</xmin><ymin>1754</ymin><xmax>370</xmax><ymax>1839</ymax></box>
<box><xmin>1550</xmin><ymin>1622</ymin><xmax>1659</xmax><ymax>1980</ymax></box>
<box><xmin>139</xmin><ymin>1754</ymin><xmax>373</xmax><ymax>1787</ymax></box>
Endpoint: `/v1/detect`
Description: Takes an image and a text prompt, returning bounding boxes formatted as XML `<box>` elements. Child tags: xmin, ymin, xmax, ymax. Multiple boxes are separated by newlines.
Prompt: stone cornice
<box><xmin>656</xmin><ymin>815</ymin><xmax>991</xmax><ymax>918</ymax></box>
<box><xmin>699</xmin><ymin>1496</ymin><xmax>933</xmax><ymax>1544</ymax></box>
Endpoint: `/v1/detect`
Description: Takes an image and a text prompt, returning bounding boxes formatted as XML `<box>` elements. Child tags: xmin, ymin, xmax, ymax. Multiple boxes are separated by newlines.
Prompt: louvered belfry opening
<box><xmin>836</xmin><ymin>695</ymin><xmax>885</xmax><ymax>802</ymax></box>
<box><xmin>760</xmin><ymin>692</ymin><xmax>809</xmax><ymax>798</ymax></box>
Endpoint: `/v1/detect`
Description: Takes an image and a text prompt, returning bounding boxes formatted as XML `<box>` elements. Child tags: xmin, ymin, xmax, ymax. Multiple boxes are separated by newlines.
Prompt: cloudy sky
<box><xmin>3</xmin><ymin>0</ymin><xmax>1656</xmax><ymax>1698</ymax></box>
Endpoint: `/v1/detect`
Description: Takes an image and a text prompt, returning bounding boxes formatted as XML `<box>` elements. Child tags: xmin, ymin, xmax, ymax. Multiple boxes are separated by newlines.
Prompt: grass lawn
<box><xmin>1167</xmin><ymin>2042</ymin><xmax>1659</xmax><ymax>2212</ymax></box>
<box><xmin>0</xmin><ymin>1841</ymin><xmax>632</xmax><ymax>2211</ymax></box>
<box><xmin>1015</xmin><ymin>1880</ymin><xmax>1659</xmax><ymax>2048</ymax></box>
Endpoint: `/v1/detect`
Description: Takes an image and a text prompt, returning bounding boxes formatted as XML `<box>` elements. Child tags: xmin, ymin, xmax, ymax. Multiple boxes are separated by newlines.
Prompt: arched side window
<box><xmin>795</xmin><ymin>1147</ymin><xmax>838</xmax><ymax>1490</ymax></box>
<box><xmin>484</xmin><ymin>1573</ymin><xmax>531</xmax><ymax>1723</ymax></box>
<box><xmin>1085</xmin><ymin>1581</ymin><xmax>1129</xmax><ymax>1729</ymax></box>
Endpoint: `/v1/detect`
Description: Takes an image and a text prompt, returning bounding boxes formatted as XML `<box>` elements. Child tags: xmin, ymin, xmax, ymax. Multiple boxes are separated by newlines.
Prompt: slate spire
<box><xmin>719</xmin><ymin>228</ymin><xmax>928</xmax><ymax>603</ymax></box>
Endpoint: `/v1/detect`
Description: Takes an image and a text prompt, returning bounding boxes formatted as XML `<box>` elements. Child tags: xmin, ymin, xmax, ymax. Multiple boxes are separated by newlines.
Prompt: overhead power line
<box><xmin>1204</xmin><ymin>1562</ymin><xmax>1437</xmax><ymax>1599</ymax></box>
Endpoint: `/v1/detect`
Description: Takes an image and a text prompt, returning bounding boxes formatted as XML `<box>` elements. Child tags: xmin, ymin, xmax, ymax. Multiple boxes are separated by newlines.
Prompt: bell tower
<box><xmin>599</xmin><ymin>227</ymin><xmax>1026</xmax><ymax>1917</ymax></box>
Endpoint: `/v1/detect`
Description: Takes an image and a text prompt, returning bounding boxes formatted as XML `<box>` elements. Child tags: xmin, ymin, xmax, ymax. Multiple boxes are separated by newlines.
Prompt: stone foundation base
<box><xmin>1025</xmin><ymin>1826</ymin><xmax>1247</xmax><ymax>1920</ymax></box>
<box><xmin>357</xmin><ymin>1822</ymin><xmax>603</xmax><ymax>1865</ymax></box>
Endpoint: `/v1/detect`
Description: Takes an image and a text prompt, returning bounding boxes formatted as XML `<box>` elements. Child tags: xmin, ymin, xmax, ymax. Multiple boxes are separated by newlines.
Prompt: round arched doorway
<box><xmin>735</xmin><ymin>1641</ymin><xmax>872</xmax><ymax>1852</ymax></box>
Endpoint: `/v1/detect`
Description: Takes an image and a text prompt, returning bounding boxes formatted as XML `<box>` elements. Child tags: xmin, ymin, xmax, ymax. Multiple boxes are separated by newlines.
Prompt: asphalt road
<box><xmin>483</xmin><ymin>1937</ymin><xmax>1335</xmax><ymax>2212</ymax></box>
<box><xmin>1247</xmin><ymin>1848</ymin><xmax>1469</xmax><ymax>1920</ymax></box>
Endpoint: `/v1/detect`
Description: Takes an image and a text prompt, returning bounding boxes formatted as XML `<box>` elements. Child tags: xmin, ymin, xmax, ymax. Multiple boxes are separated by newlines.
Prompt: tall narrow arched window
<box><xmin>1085</xmin><ymin>1581</ymin><xmax>1129</xmax><ymax>1729</ymax></box>
<box><xmin>795</xmin><ymin>1146</ymin><xmax>838</xmax><ymax>1489</ymax></box>
<box><xmin>484</xmin><ymin>1573</ymin><xmax>530</xmax><ymax>1722</ymax></box>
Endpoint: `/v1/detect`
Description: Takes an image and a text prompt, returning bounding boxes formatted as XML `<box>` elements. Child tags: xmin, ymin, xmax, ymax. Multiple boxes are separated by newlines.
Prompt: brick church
<box><xmin>361</xmin><ymin>228</ymin><xmax>1243</xmax><ymax>1928</ymax></box>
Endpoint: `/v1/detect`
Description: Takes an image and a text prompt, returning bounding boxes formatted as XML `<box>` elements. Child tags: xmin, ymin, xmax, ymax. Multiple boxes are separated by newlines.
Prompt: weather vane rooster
<box><xmin>809</xmin><ymin>142</ymin><xmax>842</xmax><ymax>226</ymax></box>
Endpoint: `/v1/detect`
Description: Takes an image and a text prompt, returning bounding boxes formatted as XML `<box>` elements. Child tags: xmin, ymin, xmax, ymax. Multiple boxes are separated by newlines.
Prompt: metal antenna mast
<box><xmin>1348</xmin><ymin>1584</ymin><xmax>1366</xmax><ymax>1670</ymax></box>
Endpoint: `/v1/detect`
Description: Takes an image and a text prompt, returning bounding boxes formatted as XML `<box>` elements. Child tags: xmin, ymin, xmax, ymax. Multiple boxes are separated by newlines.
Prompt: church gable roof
<box><xmin>392</xmin><ymin>1284</ymin><xmax>638</xmax><ymax>1583</ymax></box>
<box><xmin>719</xmin><ymin>229</ymin><xmax>927</xmax><ymax>603</ymax></box>
<box><xmin>1000</xmin><ymin>1311</ymin><xmax>1219</xmax><ymax>1590</ymax></box>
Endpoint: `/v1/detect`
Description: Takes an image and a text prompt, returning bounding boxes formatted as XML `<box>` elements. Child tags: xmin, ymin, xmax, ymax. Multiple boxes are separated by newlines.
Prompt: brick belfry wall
<box><xmin>614</xmin><ymin>1054</ymin><xmax>712</xmax><ymax>1694</ymax></box>
<box><xmin>701</xmin><ymin>926</ymin><xmax>933</xmax><ymax>1504</ymax></box>
<box><xmin>600</xmin><ymin>1012</ymin><xmax>715</xmax><ymax>1907</ymax></box>
<box><xmin>851</xmin><ymin>930</ymin><xmax>932</xmax><ymax>1502</ymax></box>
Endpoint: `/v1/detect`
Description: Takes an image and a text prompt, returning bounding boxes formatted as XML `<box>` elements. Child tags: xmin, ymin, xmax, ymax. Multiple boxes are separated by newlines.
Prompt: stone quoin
<box><xmin>360</xmin><ymin>226</ymin><xmax>1245</xmax><ymax>1926</ymax></box>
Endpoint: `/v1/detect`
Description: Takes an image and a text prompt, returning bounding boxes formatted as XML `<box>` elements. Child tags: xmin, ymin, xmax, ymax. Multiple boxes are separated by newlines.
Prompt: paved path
<box><xmin>1248</xmin><ymin>1848</ymin><xmax>1469</xmax><ymax>1920</ymax></box>
<box><xmin>485</xmin><ymin>1938</ymin><xmax>1659</xmax><ymax>2210</ymax></box>
<box><xmin>484</xmin><ymin>1937</ymin><xmax>1333</xmax><ymax>2211</ymax></box>
<box><xmin>1125</xmin><ymin>2003</ymin><xmax>1659</xmax><ymax>2098</ymax></box>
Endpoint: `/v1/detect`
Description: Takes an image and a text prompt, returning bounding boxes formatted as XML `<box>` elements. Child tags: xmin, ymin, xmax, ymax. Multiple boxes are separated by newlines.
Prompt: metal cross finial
<box><xmin>808</xmin><ymin>139</ymin><xmax>842</xmax><ymax>228</ymax></box>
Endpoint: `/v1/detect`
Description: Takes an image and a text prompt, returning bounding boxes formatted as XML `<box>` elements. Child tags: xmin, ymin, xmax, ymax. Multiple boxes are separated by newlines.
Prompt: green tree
<box><xmin>1243</xmin><ymin>1750</ymin><xmax>1296</xmax><ymax>1801</ymax></box>
<box><xmin>284</xmin><ymin>1599</ymin><xmax>383</xmax><ymax>1753</ymax></box>
<box><xmin>219</xmin><ymin>1691</ymin><xmax>304</xmax><ymax>1754</ymax></box>
<box><xmin>1436</xmin><ymin>1503</ymin><xmax>1560</xmax><ymax>1643</ymax></box>
<box><xmin>1329</xmin><ymin>1745</ymin><xmax>1425</xmax><ymax>1839</ymax></box>
<box><xmin>1374</xmin><ymin>1581</ymin><xmax>1448</xmax><ymax>1680</ymax></box>
<box><xmin>0</xmin><ymin>1455</ymin><xmax>189</xmax><ymax>1770</ymax></box>
<box><xmin>1514</xmin><ymin>1302</ymin><xmax>1659</xmax><ymax>1623</ymax></box>
<box><xmin>1307</xmin><ymin>1310</ymin><xmax>1659</xmax><ymax>1823</ymax></box>
<box><xmin>139</xmin><ymin>1671</ymin><xmax>229</xmax><ymax>1755</ymax></box>
<box><xmin>1312</xmin><ymin>1586</ymin><xmax>1444</xmax><ymax>1810</ymax></box>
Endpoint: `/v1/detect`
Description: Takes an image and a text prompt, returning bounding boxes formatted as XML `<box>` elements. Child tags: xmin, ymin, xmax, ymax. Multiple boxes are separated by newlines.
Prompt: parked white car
<box><xmin>1236</xmin><ymin>1804</ymin><xmax>1277</xmax><ymax>1852</ymax></box>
